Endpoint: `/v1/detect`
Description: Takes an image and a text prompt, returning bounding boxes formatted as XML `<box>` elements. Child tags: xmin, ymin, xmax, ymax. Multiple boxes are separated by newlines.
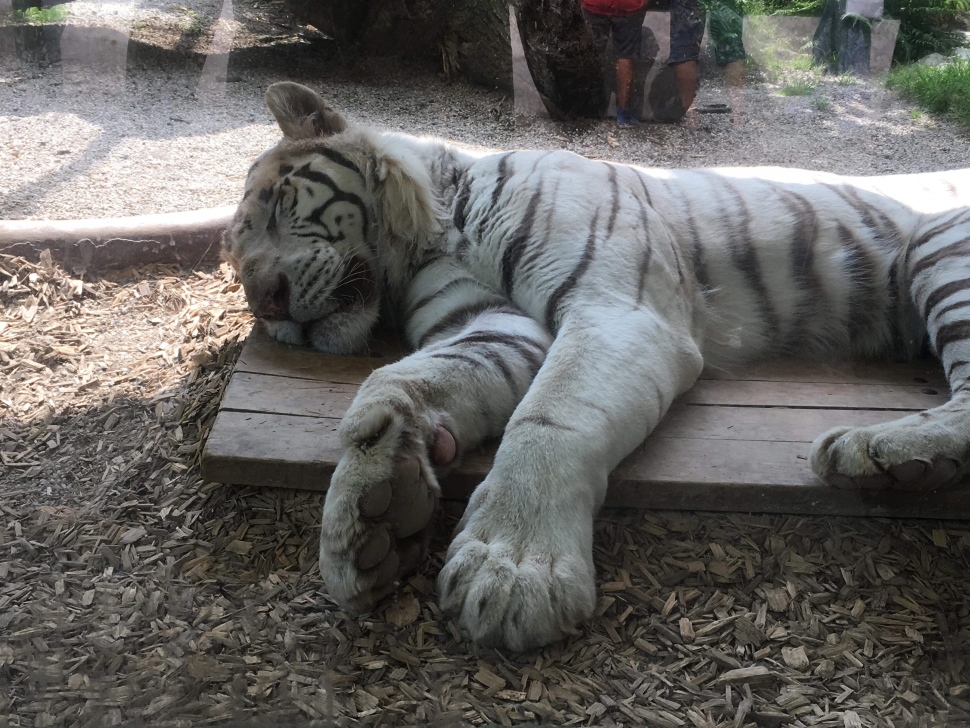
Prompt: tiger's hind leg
<box><xmin>811</xmin><ymin>209</ymin><xmax>970</xmax><ymax>490</ymax></box>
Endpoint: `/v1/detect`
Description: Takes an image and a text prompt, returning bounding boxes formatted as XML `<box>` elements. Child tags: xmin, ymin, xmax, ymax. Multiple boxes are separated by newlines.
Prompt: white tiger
<box><xmin>224</xmin><ymin>82</ymin><xmax>970</xmax><ymax>651</ymax></box>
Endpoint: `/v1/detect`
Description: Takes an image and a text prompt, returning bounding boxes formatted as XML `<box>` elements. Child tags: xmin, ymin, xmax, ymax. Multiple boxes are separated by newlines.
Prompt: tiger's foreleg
<box><xmin>318</xmin><ymin>260</ymin><xmax>551</xmax><ymax>613</ymax></box>
<box><xmin>811</xmin><ymin>209</ymin><xmax>970</xmax><ymax>489</ymax></box>
<box><xmin>438</xmin><ymin>305</ymin><xmax>704</xmax><ymax>650</ymax></box>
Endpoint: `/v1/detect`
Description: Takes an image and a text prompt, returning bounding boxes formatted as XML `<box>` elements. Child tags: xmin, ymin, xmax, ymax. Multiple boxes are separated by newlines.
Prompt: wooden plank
<box><xmin>222</xmin><ymin>372</ymin><xmax>945</xmax><ymax>424</ymax></box>
<box><xmin>202</xmin><ymin>410</ymin><xmax>344</xmax><ymax>490</ymax></box>
<box><xmin>221</xmin><ymin>372</ymin><xmax>357</xmax><ymax>419</ymax></box>
<box><xmin>683</xmin><ymin>379</ymin><xmax>947</xmax><ymax>410</ymax></box>
<box><xmin>700</xmin><ymin>357</ymin><xmax>946</xmax><ymax>387</ymax></box>
<box><xmin>653</xmin><ymin>404</ymin><xmax>911</xmax><ymax>442</ymax></box>
<box><xmin>234</xmin><ymin>325</ymin><xmax>401</xmax><ymax>384</ymax></box>
<box><xmin>219</xmin><ymin>369</ymin><xmax>917</xmax><ymax>442</ymax></box>
<box><xmin>201</xmin><ymin>409</ymin><xmax>970</xmax><ymax>519</ymax></box>
<box><xmin>200</xmin><ymin>329</ymin><xmax>970</xmax><ymax>519</ymax></box>
<box><xmin>238</xmin><ymin>326</ymin><xmax>949</xmax><ymax>391</ymax></box>
<box><xmin>615</xmin><ymin>438</ymin><xmax>810</xmax><ymax>487</ymax></box>
<box><xmin>608</xmin><ymin>455</ymin><xmax>970</xmax><ymax>520</ymax></box>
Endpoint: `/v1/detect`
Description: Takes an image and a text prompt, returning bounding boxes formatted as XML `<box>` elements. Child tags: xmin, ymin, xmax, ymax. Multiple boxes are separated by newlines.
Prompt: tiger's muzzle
<box><xmin>251</xmin><ymin>272</ymin><xmax>293</xmax><ymax>321</ymax></box>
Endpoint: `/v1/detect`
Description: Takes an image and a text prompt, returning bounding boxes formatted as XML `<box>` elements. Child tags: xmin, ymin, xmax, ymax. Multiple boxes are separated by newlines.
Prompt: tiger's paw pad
<box><xmin>357</xmin><ymin>455</ymin><xmax>438</xmax><ymax>539</ymax></box>
<box><xmin>321</xmin><ymin>452</ymin><xmax>438</xmax><ymax>612</ymax></box>
<box><xmin>810</xmin><ymin>423</ymin><xmax>968</xmax><ymax>491</ymax></box>
<box><xmin>319</xmin><ymin>405</ymin><xmax>445</xmax><ymax>613</ymax></box>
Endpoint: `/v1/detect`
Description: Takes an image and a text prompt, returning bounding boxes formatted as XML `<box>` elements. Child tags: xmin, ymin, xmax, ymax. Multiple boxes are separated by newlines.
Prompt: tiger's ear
<box><xmin>368</xmin><ymin>140</ymin><xmax>443</xmax><ymax>248</ymax></box>
<box><xmin>265</xmin><ymin>82</ymin><xmax>347</xmax><ymax>140</ymax></box>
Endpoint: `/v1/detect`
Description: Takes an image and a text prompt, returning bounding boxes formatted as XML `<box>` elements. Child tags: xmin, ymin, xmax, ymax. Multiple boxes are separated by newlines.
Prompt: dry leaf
<box><xmin>385</xmin><ymin>592</ymin><xmax>421</xmax><ymax>627</ymax></box>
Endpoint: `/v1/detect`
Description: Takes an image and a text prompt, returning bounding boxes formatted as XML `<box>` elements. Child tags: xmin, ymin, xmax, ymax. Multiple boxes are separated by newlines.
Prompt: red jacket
<box><xmin>581</xmin><ymin>0</ymin><xmax>646</xmax><ymax>16</ymax></box>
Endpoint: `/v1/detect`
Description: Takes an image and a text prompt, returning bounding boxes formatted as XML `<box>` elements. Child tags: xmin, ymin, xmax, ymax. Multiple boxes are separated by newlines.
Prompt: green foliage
<box><xmin>812</xmin><ymin>94</ymin><xmax>832</xmax><ymax>108</ymax></box>
<box><xmin>10</xmin><ymin>5</ymin><xmax>68</xmax><ymax>23</ymax></box>
<box><xmin>789</xmin><ymin>54</ymin><xmax>816</xmax><ymax>70</ymax></box>
<box><xmin>780</xmin><ymin>80</ymin><xmax>816</xmax><ymax>94</ymax></box>
<box><xmin>886</xmin><ymin>0</ymin><xmax>970</xmax><ymax>63</ymax></box>
<box><xmin>181</xmin><ymin>9</ymin><xmax>205</xmax><ymax>35</ymax></box>
<box><xmin>740</xmin><ymin>0</ymin><xmax>826</xmax><ymax>15</ymax></box>
<box><xmin>887</xmin><ymin>59</ymin><xmax>970</xmax><ymax>126</ymax></box>
<box><xmin>740</xmin><ymin>0</ymin><xmax>970</xmax><ymax>64</ymax></box>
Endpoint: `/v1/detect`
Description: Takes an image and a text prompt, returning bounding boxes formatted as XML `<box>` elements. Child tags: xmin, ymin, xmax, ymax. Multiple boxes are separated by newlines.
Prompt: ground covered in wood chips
<box><xmin>3</xmin><ymin>252</ymin><xmax>970</xmax><ymax>727</ymax></box>
<box><xmin>3</xmin><ymin>1</ymin><xmax>970</xmax><ymax>724</ymax></box>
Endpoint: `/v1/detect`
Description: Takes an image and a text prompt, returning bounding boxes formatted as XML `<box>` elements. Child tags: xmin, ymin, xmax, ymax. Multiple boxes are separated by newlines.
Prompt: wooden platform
<box><xmin>201</xmin><ymin>327</ymin><xmax>970</xmax><ymax>519</ymax></box>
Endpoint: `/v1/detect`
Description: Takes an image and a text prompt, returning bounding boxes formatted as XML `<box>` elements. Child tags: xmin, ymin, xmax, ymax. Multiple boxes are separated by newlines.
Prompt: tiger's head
<box><xmin>224</xmin><ymin>82</ymin><xmax>442</xmax><ymax>354</ymax></box>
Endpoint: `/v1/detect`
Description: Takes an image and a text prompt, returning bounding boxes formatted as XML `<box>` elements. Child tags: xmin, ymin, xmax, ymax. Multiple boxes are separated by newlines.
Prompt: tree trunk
<box><xmin>3</xmin><ymin>22</ymin><xmax>64</xmax><ymax>66</ymax></box>
<box><xmin>514</xmin><ymin>0</ymin><xmax>608</xmax><ymax>119</ymax></box>
<box><xmin>446</xmin><ymin>0</ymin><xmax>512</xmax><ymax>90</ymax></box>
<box><xmin>283</xmin><ymin>0</ymin><xmax>371</xmax><ymax>46</ymax></box>
<box><xmin>283</xmin><ymin>0</ymin><xmax>512</xmax><ymax>90</ymax></box>
<box><xmin>813</xmin><ymin>0</ymin><xmax>873</xmax><ymax>75</ymax></box>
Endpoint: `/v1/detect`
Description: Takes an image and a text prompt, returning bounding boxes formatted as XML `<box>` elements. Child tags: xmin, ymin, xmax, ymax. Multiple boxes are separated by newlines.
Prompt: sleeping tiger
<box><xmin>224</xmin><ymin>82</ymin><xmax>970</xmax><ymax>651</ymax></box>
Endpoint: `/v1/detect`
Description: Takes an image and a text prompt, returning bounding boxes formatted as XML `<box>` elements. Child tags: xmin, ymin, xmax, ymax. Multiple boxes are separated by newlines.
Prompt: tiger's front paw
<box><xmin>810</xmin><ymin>414</ymin><xmax>969</xmax><ymax>491</ymax></box>
<box><xmin>319</xmin><ymin>400</ymin><xmax>452</xmax><ymax>612</ymax></box>
<box><xmin>262</xmin><ymin>319</ymin><xmax>305</xmax><ymax>347</ymax></box>
<box><xmin>437</xmin><ymin>476</ymin><xmax>596</xmax><ymax>651</ymax></box>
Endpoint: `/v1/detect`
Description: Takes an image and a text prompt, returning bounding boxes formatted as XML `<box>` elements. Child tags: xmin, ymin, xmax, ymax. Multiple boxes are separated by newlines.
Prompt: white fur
<box><xmin>231</xmin><ymin>83</ymin><xmax>970</xmax><ymax>652</ymax></box>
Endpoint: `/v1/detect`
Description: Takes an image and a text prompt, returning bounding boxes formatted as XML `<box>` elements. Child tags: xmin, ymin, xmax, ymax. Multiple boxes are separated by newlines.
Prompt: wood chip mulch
<box><xmin>2</xmin><ymin>252</ymin><xmax>970</xmax><ymax>727</ymax></box>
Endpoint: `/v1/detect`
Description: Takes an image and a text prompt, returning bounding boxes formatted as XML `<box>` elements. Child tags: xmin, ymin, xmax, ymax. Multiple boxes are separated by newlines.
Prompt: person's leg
<box><xmin>672</xmin><ymin>59</ymin><xmax>699</xmax><ymax>113</ymax></box>
<box><xmin>616</xmin><ymin>58</ymin><xmax>635</xmax><ymax>112</ymax></box>
<box><xmin>708</xmin><ymin>0</ymin><xmax>747</xmax><ymax>122</ymax></box>
<box><xmin>611</xmin><ymin>10</ymin><xmax>646</xmax><ymax>126</ymax></box>
<box><xmin>724</xmin><ymin>58</ymin><xmax>746</xmax><ymax>123</ymax></box>
<box><xmin>668</xmin><ymin>0</ymin><xmax>704</xmax><ymax>117</ymax></box>
<box><xmin>582</xmin><ymin>8</ymin><xmax>612</xmax><ymax>58</ymax></box>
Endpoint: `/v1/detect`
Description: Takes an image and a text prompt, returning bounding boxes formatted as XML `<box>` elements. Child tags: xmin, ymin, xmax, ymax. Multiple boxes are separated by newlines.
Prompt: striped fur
<box><xmin>226</xmin><ymin>83</ymin><xmax>970</xmax><ymax>650</ymax></box>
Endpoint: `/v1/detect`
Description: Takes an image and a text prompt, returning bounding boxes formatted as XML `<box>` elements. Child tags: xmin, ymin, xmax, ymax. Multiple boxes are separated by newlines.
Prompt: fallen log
<box><xmin>0</xmin><ymin>206</ymin><xmax>236</xmax><ymax>273</ymax></box>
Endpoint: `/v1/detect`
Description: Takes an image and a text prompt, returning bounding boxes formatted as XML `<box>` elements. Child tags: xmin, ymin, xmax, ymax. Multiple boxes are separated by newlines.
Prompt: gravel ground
<box><xmin>1</xmin><ymin>1</ymin><xmax>968</xmax><ymax>221</ymax></box>
<box><xmin>3</xmin><ymin>3</ymin><xmax>970</xmax><ymax>728</ymax></box>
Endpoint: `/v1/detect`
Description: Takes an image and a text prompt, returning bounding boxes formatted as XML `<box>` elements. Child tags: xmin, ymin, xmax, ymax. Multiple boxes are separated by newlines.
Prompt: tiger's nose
<box><xmin>253</xmin><ymin>273</ymin><xmax>291</xmax><ymax>320</ymax></box>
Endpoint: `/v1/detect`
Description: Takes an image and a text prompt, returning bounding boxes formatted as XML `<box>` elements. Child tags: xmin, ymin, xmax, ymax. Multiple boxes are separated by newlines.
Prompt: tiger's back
<box><xmin>440</xmin><ymin>147</ymin><xmax>969</xmax><ymax>371</ymax></box>
<box><xmin>651</xmin><ymin>166</ymin><xmax>969</xmax><ymax>368</ymax></box>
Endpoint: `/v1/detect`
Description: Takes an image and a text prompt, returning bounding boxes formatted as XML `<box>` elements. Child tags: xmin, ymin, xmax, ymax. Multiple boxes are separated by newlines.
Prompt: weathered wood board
<box><xmin>201</xmin><ymin>326</ymin><xmax>970</xmax><ymax>518</ymax></box>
